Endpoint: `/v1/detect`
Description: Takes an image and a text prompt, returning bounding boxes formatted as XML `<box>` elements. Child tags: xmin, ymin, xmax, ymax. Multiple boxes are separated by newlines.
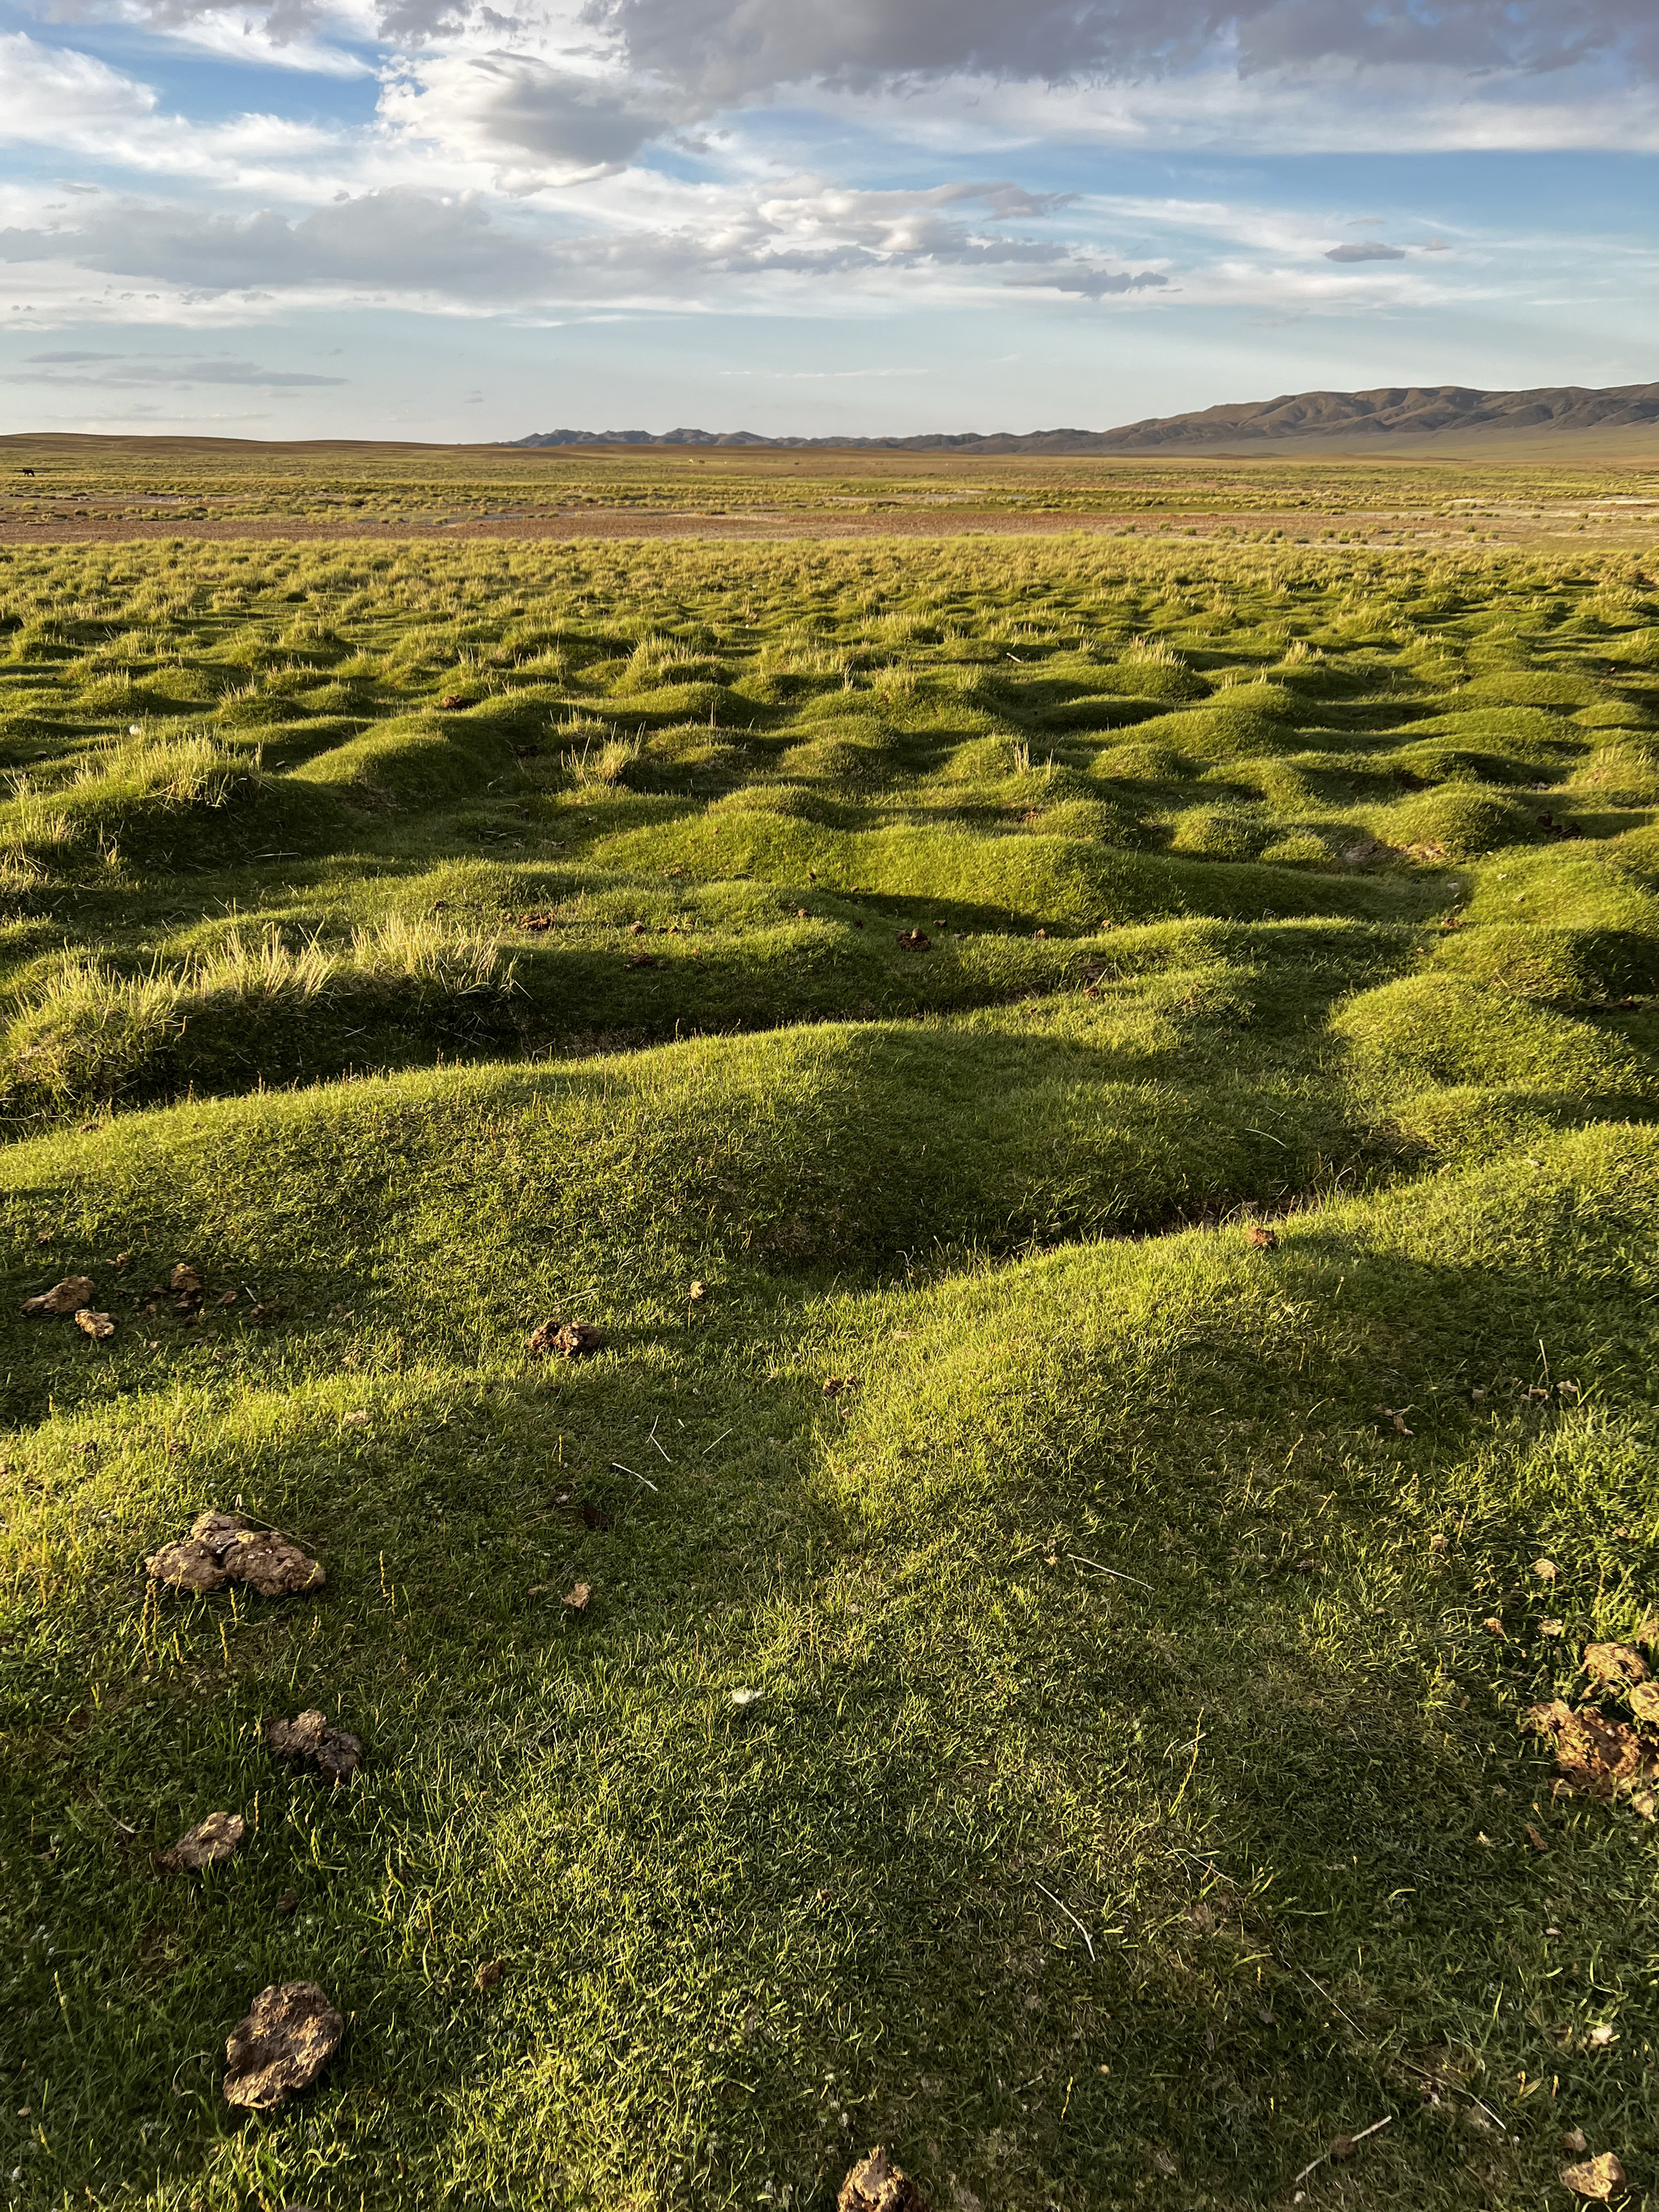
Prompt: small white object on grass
<box><xmin>729</xmin><ymin>1688</ymin><xmax>761</xmax><ymax>1707</ymax></box>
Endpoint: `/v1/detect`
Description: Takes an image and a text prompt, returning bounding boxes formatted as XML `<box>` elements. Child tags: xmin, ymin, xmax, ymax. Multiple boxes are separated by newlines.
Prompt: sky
<box><xmin>0</xmin><ymin>0</ymin><xmax>1656</xmax><ymax>442</ymax></box>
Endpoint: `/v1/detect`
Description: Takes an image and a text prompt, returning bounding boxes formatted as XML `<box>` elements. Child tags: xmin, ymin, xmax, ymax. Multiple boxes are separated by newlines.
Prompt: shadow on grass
<box><xmin>3</xmin><ymin>1125</ymin><xmax>1657</xmax><ymax>2206</ymax></box>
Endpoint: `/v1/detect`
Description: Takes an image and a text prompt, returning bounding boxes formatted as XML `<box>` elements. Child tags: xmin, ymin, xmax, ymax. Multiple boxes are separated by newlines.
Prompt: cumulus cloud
<box><xmin>0</xmin><ymin>32</ymin><xmax>352</xmax><ymax>190</ymax></box>
<box><xmin>381</xmin><ymin>51</ymin><xmax>675</xmax><ymax>180</ymax></box>
<box><xmin>1324</xmin><ymin>241</ymin><xmax>1408</xmax><ymax>262</ymax></box>
<box><xmin>0</xmin><ymin>175</ymin><xmax>1162</xmax><ymax>309</ymax></box>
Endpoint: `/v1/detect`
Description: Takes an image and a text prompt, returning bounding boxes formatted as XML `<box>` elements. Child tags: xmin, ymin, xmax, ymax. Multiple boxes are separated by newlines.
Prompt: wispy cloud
<box><xmin>5</xmin><ymin>349</ymin><xmax>347</xmax><ymax>386</ymax></box>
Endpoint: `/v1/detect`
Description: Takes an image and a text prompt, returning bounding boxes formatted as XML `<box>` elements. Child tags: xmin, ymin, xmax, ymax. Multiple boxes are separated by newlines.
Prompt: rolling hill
<box><xmin>512</xmin><ymin>378</ymin><xmax>1659</xmax><ymax>455</ymax></box>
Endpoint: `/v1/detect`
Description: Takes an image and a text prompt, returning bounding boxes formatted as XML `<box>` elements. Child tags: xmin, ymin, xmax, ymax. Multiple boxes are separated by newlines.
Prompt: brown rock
<box><xmin>75</xmin><ymin>1308</ymin><xmax>117</xmax><ymax>1340</ymax></box>
<box><xmin>1583</xmin><ymin>1643</ymin><xmax>1649</xmax><ymax>1690</ymax></box>
<box><xmin>145</xmin><ymin>1537</ymin><xmax>231</xmax><ymax>1593</ymax></box>
<box><xmin>1560</xmin><ymin>2152</ymin><xmax>1627</xmax><ymax>2201</ymax></box>
<box><xmin>1525</xmin><ymin>1699</ymin><xmax>1659</xmax><ymax>1807</ymax></box>
<box><xmin>527</xmin><ymin>1319</ymin><xmax>605</xmax><ymax>1359</ymax></box>
<box><xmin>224</xmin><ymin>1528</ymin><xmax>325</xmax><ymax>1597</ymax></box>
<box><xmin>838</xmin><ymin>2148</ymin><xmax>930</xmax><ymax>2212</ymax></box>
<box><xmin>170</xmin><ymin>1264</ymin><xmax>204</xmax><ymax>1298</ymax></box>
<box><xmin>266</xmin><ymin>1711</ymin><xmax>362</xmax><ymax>1787</ymax></box>
<box><xmin>147</xmin><ymin>1512</ymin><xmax>323</xmax><ymax>1596</ymax></box>
<box><xmin>158</xmin><ymin>1810</ymin><xmax>245</xmax><ymax>1873</ymax></box>
<box><xmin>22</xmin><ymin>1275</ymin><xmax>96</xmax><ymax>1317</ymax></box>
<box><xmin>223</xmin><ymin>1981</ymin><xmax>343</xmax><ymax>2110</ymax></box>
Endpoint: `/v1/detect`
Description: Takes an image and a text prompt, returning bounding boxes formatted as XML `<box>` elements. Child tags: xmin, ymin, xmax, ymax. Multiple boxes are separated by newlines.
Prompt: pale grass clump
<box><xmin>186</xmin><ymin>915</ymin><xmax>510</xmax><ymax>1002</ymax></box>
<box><xmin>0</xmin><ymin>795</ymin><xmax>81</xmax><ymax>864</ymax></box>
<box><xmin>561</xmin><ymin>729</ymin><xmax>642</xmax><ymax>786</ymax></box>
<box><xmin>67</xmin><ymin>731</ymin><xmax>257</xmax><ymax>810</ymax></box>
<box><xmin>871</xmin><ymin>666</ymin><xmax>918</xmax><ymax>701</ymax></box>
<box><xmin>1121</xmin><ymin>634</ymin><xmax>1188</xmax><ymax>669</ymax></box>
<box><xmin>2</xmin><ymin>955</ymin><xmax>182</xmax><ymax>1107</ymax></box>
<box><xmin>1</xmin><ymin>919</ymin><xmax>513</xmax><ymax>1107</ymax></box>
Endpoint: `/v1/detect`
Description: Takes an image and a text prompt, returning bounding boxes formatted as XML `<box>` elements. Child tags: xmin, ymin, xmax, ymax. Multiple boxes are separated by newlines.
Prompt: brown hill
<box><xmin>1077</xmin><ymin>381</ymin><xmax>1659</xmax><ymax>452</ymax></box>
<box><xmin>511</xmin><ymin>381</ymin><xmax>1659</xmax><ymax>455</ymax></box>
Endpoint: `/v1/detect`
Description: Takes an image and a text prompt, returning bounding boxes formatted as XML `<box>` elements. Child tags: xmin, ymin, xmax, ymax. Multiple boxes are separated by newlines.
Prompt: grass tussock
<box><xmin>1</xmin><ymin>918</ymin><xmax>514</xmax><ymax>1108</ymax></box>
<box><xmin>1</xmin><ymin>501</ymin><xmax>1657</xmax><ymax>2212</ymax></box>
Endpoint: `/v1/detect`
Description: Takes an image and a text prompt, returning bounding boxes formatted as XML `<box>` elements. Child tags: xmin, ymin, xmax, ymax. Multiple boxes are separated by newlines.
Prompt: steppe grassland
<box><xmin>0</xmin><ymin>515</ymin><xmax>1657</xmax><ymax>2210</ymax></box>
<box><xmin>2</xmin><ymin>432</ymin><xmax>1657</xmax><ymax>530</ymax></box>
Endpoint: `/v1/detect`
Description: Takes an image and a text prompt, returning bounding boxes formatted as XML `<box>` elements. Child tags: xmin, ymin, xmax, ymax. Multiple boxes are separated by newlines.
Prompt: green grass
<box><xmin>2</xmin><ymin>429</ymin><xmax>1654</xmax><ymax>531</ymax></box>
<box><xmin>2</xmin><ymin>517</ymin><xmax>1657</xmax><ymax>2210</ymax></box>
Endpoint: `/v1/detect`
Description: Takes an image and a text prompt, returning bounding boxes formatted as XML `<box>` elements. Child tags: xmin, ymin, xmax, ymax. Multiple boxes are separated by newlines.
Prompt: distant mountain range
<box><xmin>510</xmin><ymin>381</ymin><xmax>1659</xmax><ymax>454</ymax></box>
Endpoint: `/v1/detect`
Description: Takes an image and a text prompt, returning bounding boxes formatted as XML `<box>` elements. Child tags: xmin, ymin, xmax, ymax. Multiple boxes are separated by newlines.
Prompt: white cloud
<box><xmin>0</xmin><ymin>189</ymin><xmax>546</xmax><ymax>300</ymax></box>
<box><xmin>0</xmin><ymin>32</ymin><xmax>156</xmax><ymax>142</ymax></box>
<box><xmin>1</xmin><ymin>2</ymin><xmax>1654</xmax><ymax>391</ymax></box>
<box><xmin>68</xmin><ymin>0</ymin><xmax>1659</xmax><ymax>92</ymax></box>
<box><xmin>805</xmin><ymin>55</ymin><xmax>1659</xmax><ymax>156</ymax></box>
<box><xmin>0</xmin><ymin>171</ymin><xmax>1175</xmax><ymax>311</ymax></box>
<box><xmin>379</xmin><ymin>50</ymin><xmax>675</xmax><ymax>181</ymax></box>
<box><xmin>4</xmin><ymin>347</ymin><xmax>346</xmax><ymax>385</ymax></box>
<box><xmin>119</xmin><ymin>4</ymin><xmax>377</xmax><ymax>75</ymax></box>
<box><xmin>0</xmin><ymin>32</ymin><xmax>350</xmax><ymax>192</ymax></box>
<box><xmin>578</xmin><ymin>0</ymin><xmax>1659</xmax><ymax>103</ymax></box>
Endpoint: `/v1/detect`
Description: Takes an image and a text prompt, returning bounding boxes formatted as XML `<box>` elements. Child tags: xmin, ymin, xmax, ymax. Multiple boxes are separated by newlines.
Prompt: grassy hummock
<box><xmin>2</xmin><ymin>520</ymin><xmax>1657</xmax><ymax>2210</ymax></box>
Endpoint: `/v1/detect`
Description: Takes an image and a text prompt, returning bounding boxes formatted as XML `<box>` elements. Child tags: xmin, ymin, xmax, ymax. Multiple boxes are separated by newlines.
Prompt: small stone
<box><xmin>157</xmin><ymin>1810</ymin><xmax>245</xmax><ymax>1873</ymax></box>
<box><xmin>527</xmin><ymin>1319</ymin><xmax>605</xmax><ymax>1359</ymax></box>
<box><xmin>223</xmin><ymin>1981</ymin><xmax>343</xmax><ymax>2110</ymax></box>
<box><xmin>1559</xmin><ymin>2151</ymin><xmax>1626</xmax><ymax>2201</ymax></box>
<box><xmin>266</xmin><ymin>1711</ymin><xmax>362</xmax><ymax>1787</ymax></box>
<box><xmin>147</xmin><ymin>1512</ymin><xmax>323</xmax><ymax>1597</ymax></box>
<box><xmin>21</xmin><ymin>1276</ymin><xmax>96</xmax><ymax>1318</ymax></box>
<box><xmin>838</xmin><ymin>2147</ymin><xmax>930</xmax><ymax>2212</ymax></box>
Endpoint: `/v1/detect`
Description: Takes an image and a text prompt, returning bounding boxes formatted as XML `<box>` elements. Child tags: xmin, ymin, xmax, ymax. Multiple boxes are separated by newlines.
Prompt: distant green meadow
<box><xmin>2</xmin><ymin>526</ymin><xmax>1657</xmax><ymax>2210</ymax></box>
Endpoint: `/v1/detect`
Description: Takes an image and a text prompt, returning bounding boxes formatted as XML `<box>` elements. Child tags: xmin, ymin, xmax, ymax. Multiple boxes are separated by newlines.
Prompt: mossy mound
<box><xmin>1332</xmin><ymin>972</ymin><xmax>1652</xmax><ymax>1098</ymax></box>
<box><xmin>1457</xmin><ymin>670</ymin><xmax>1607</xmax><ymax>710</ymax></box>
<box><xmin>292</xmin><ymin>716</ymin><xmax>519</xmax><ymax>805</ymax></box>
<box><xmin>1382</xmin><ymin>784</ymin><xmax>1546</xmax><ymax>859</ymax></box>
<box><xmin>1431</xmin><ymin>921</ymin><xmax>1659</xmax><ymax>1004</ymax></box>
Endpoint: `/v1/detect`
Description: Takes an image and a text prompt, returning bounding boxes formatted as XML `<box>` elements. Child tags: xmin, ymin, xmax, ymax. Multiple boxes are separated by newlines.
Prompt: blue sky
<box><xmin>0</xmin><ymin>0</ymin><xmax>1655</xmax><ymax>441</ymax></box>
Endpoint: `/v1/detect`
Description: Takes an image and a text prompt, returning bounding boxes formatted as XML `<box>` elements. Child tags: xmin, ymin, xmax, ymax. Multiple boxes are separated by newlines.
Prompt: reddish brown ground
<box><xmin>0</xmin><ymin>506</ymin><xmax>1650</xmax><ymax>549</ymax></box>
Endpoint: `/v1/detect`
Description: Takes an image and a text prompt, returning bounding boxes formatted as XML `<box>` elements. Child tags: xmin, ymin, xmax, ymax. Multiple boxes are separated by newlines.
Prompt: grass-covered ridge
<box><xmin>2</xmin><ymin>522</ymin><xmax>1658</xmax><ymax>2211</ymax></box>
